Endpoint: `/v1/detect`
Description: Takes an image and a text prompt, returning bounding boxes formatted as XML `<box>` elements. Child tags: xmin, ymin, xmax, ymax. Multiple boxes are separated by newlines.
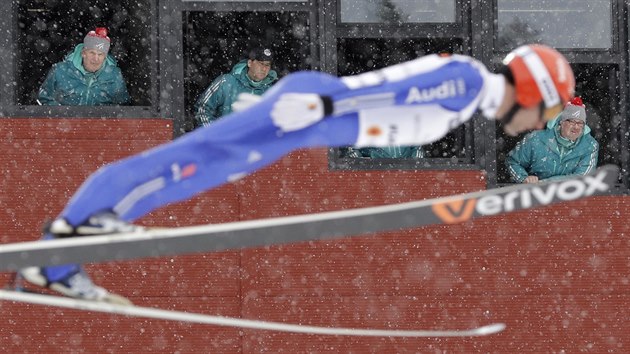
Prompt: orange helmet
<box><xmin>503</xmin><ymin>44</ymin><xmax>575</xmax><ymax>121</ymax></box>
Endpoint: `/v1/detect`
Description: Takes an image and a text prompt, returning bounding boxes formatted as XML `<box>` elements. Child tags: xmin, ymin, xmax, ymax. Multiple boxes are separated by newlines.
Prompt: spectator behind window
<box><xmin>343</xmin><ymin>145</ymin><xmax>425</xmax><ymax>159</ymax></box>
<box><xmin>194</xmin><ymin>47</ymin><xmax>278</xmax><ymax>127</ymax></box>
<box><xmin>38</xmin><ymin>27</ymin><xmax>130</xmax><ymax>106</ymax></box>
<box><xmin>506</xmin><ymin>96</ymin><xmax>599</xmax><ymax>184</ymax></box>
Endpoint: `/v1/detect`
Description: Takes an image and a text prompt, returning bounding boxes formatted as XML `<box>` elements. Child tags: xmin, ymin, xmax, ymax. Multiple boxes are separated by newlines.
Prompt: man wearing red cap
<box><xmin>19</xmin><ymin>44</ymin><xmax>576</xmax><ymax>305</ymax></box>
<box><xmin>506</xmin><ymin>96</ymin><xmax>599</xmax><ymax>183</ymax></box>
<box><xmin>37</xmin><ymin>27</ymin><xmax>130</xmax><ymax>105</ymax></box>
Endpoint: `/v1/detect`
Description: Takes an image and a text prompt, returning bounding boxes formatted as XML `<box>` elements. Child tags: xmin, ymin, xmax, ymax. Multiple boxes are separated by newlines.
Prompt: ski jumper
<box><xmin>44</xmin><ymin>54</ymin><xmax>505</xmax><ymax>280</ymax></box>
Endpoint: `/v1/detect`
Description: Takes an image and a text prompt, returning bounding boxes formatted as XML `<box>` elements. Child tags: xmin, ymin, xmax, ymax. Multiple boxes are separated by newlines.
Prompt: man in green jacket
<box><xmin>194</xmin><ymin>47</ymin><xmax>278</xmax><ymax>127</ymax></box>
<box><xmin>506</xmin><ymin>97</ymin><xmax>599</xmax><ymax>183</ymax></box>
<box><xmin>38</xmin><ymin>27</ymin><xmax>130</xmax><ymax>106</ymax></box>
<box><xmin>343</xmin><ymin>145</ymin><xmax>425</xmax><ymax>159</ymax></box>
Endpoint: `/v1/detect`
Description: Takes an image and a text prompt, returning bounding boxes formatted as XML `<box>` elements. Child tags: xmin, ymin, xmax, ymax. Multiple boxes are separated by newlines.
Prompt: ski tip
<box><xmin>475</xmin><ymin>323</ymin><xmax>506</xmax><ymax>335</ymax></box>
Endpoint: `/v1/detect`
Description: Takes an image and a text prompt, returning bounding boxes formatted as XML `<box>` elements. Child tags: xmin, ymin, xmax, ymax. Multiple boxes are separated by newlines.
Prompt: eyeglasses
<box><xmin>563</xmin><ymin>119</ymin><xmax>585</xmax><ymax>127</ymax></box>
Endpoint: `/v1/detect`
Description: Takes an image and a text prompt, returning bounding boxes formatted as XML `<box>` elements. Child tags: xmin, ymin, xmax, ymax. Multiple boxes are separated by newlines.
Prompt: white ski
<box><xmin>0</xmin><ymin>165</ymin><xmax>618</xmax><ymax>271</ymax></box>
<box><xmin>0</xmin><ymin>289</ymin><xmax>505</xmax><ymax>337</ymax></box>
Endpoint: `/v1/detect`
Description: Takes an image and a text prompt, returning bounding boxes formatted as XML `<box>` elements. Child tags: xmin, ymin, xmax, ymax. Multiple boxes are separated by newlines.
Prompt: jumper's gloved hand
<box><xmin>270</xmin><ymin>93</ymin><xmax>328</xmax><ymax>132</ymax></box>
<box><xmin>232</xmin><ymin>93</ymin><xmax>263</xmax><ymax>112</ymax></box>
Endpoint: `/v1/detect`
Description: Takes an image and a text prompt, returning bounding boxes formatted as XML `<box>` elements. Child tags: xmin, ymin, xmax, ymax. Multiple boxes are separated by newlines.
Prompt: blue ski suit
<box><xmin>44</xmin><ymin>54</ymin><xmax>504</xmax><ymax>280</ymax></box>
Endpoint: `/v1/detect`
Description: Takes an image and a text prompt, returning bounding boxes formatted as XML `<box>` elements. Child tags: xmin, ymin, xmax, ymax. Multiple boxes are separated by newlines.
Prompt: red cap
<box><xmin>88</xmin><ymin>27</ymin><xmax>110</xmax><ymax>41</ymax></box>
<box><xmin>84</xmin><ymin>27</ymin><xmax>111</xmax><ymax>53</ymax></box>
<box><xmin>567</xmin><ymin>96</ymin><xmax>584</xmax><ymax>107</ymax></box>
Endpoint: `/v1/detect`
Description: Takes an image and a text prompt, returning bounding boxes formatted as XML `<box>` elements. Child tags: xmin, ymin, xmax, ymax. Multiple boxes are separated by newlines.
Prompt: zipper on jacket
<box><xmin>81</xmin><ymin>75</ymin><xmax>96</xmax><ymax>105</ymax></box>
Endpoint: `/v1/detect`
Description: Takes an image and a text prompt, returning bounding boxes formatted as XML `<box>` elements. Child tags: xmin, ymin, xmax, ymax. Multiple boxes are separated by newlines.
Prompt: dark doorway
<box><xmin>15</xmin><ymin>0</ymin><xmax>153</xmax><ymax>106</ymax></box>
<box><xmin>182</xmin><ymin>11</ymin><xmax>313</xmax><ymax>133</ymax></box>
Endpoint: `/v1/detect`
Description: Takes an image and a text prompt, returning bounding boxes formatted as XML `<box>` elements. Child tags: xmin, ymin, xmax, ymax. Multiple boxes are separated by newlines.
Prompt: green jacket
<box><xmin>38</xmin><ymin>44</ymin><xmax>130</xmax><ymax>106</ymax></box>
<box><xmin>344</xmin><ymin>146</ymin><xmax>425</xmax><ymax>158</ymax></box>
<box><xmin>194</xmin><ymin>60</ymin><xmax>278</xmax><ymax>127</ymax></box>
<box><xmin>506</xmin><ymin>116</ymin><xmax>599</xmax><ymax>183</ymax></box>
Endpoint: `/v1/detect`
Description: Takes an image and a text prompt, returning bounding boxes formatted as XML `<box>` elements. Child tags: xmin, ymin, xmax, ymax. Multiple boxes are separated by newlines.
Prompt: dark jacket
<box><xmin>506</xmin><ymin>117</ymin><xmax>599</xmax><ymax>182</ymax></box>
<box><xmin>38</xmin><ymin>44</ymin><xmax>130</xmax><ymax>106</ymax></box>
<box><xmin>194</xmin><ymin>60</ymin><xmax>278</xmax><ymax>127</ymax></box>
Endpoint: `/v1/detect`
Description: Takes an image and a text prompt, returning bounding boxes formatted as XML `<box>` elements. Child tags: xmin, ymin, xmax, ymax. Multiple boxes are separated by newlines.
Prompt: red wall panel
<box><xmin>1</xmin><ymin>118</ymin><xmax>629</xmax><ymax>353</ymax></box>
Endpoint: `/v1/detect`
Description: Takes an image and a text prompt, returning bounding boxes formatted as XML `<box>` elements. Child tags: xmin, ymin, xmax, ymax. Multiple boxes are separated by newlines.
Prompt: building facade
<box><xmin>0</xmin><ymin>0</ymin><xmax>627</xmax><ymax>186</ymax></box>
<box><xmin>1</xmin><ymin>2</ymin><xmax>630</xmax><ymax>352</ymax></box>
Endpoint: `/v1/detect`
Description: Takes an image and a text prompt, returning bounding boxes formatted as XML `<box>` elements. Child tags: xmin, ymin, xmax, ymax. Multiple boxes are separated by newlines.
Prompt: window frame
<box><xmin>494</xmin><ymin>0</ymin><xmax>617</xmax><ymax>51</ymax></box>
<box><xmin>328</xmin><ymin>0</ymin><xmax>486</xmax><ymax>172</ymax></box>
<box><xmin>337</xmin><ymin>0</ymin><xmax>458</xmax><ymax>25</ymax></box>
<box><xmin>0</xmin><ymin>1</ymin><xmax>161</xmax><ymax>120</ymax></box>
<box><xmin>490</xmin><ymin>0</ymin><xmax>628</xmax><ymax>187</ymax></box>
<box><xmin>174</xmin><ymin>0</ymin><xmax>320</xmax><ymax>134</ymax></box>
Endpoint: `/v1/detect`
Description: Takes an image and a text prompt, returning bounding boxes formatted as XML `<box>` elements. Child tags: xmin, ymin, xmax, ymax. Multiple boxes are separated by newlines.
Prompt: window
<box><xmin>496</xmin><ymin>64</ymin><xmax>621</xmax><ymax>183</ymax></box>
<box><xmin>339</xmin><ymin>0</ymin><xmax>456</xmax><ymax>23</ymax></box>
<box><xmin>496</xmin><ymin>0</ymin><xmax>612</xmax><ymax>49</ymax></box>
<box><xmin>335</xmin><ymin>38</ymin><xmax>473</xmax><ymax>163</ymax></box>
<box><xmin>16</xmin><ymin>0</ymin><xmax>154</xmax><ymax>106</ymax></box>
<box><xmin>183</xmin><ymin>10</ymin><xmax>312</xmax><ymax>132</ymax></box>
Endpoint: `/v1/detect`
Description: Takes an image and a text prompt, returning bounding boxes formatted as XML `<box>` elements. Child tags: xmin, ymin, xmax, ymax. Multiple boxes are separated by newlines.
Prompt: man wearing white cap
<box><xmin>506</xmin><ymin>96</ymin><xmax>599</xmax><ymax>183</ymax></box>
<box><xmin>38</xmin><ymin>27</ymin><xmax>130</xmax><ymax>105</ymax></box>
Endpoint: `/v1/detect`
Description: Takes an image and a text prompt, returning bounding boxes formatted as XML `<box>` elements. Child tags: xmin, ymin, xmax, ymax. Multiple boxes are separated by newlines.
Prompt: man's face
<box><xmin>247</xmin><ymin>59</ymin><xmax>271</xmax><ymax>82</ymax></box>
<box><xmin>559</xmin><ymin>119</ymin><xmax>585</xmax><ymax>141</ymax></box>
<box><xmin>81</xmin><ymin>48</ymin><xmax>106</xmax><ymax>72</ymax></box>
